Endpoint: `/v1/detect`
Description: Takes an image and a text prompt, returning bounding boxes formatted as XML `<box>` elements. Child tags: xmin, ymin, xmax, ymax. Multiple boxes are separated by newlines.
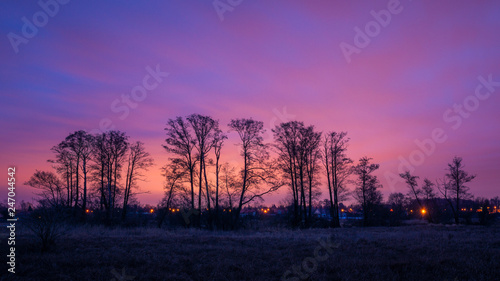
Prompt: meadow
<box><xmin>2</xmin><ymin>223</ymin><xmax>500</xmax><ymax>281</ymax></box>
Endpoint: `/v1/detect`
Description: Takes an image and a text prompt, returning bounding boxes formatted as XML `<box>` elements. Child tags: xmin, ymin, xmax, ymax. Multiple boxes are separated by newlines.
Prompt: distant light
<box><xmin>86</xmin><ymin>209</ymin><xmax>90</xmax><ymax>213</ymax></box>
<box><xmin>177</xmin><ymin>209</ymin><xmax>180</xmax><ymax>212</ymax></box>
<box><xmin>390</xmin><ymin>209</ymin><xmax>393</xmax><ymax>212</ymax></box>
<box><xmin>341</xmin><ymin>209</ymin><xmax>344</xmax><ymax>212</ymax></box>
<box><xmin>421</xmin><ymin>209</ymin><xmax>426</xmax><ymax>215</ymax></box>
<box><xmin>150</xmin><ymin>209</ymin><xmax>154</xmax><ymax>213</ymax></box>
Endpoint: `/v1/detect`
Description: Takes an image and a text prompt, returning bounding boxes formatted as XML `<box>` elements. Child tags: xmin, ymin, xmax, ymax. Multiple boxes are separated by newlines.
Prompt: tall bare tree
<box><xmin>122</xmin><ymin>141</ymin><xmax>153</xmax><ymax>219</ymax></box>
<box><xmin>445</xmin><ymin>156</ymin><xmax>476</xmax><ymax>224</ymax></box>
<box><xmin>25</xmin><ymin>170</ymin><xmax>65</xmax><ymax>207</ymax></box>
<box><xmin>301</xmin><ymin>126</ymin><xmax>322</xmax><ymax>223</ymax></box>
<box><xmin>164</xmin><ymin>117</ymin><xmax>197</xmax><ymax>210</ymax></box>
<box><xmin>273</xmin><ymin>121</ymin><xmax>301</xmax><ymax>225</ymax></box>
<box><xmin>353</xmin><ymin>157</ymin><xmax>382</xmax><ymax>226</ymax></box>
<box><xmin>212</xmin><ymin>128</ymin><xmax>227</xmax><ymax>228</ymax></box>
<box><xmin>220</xmin><ymin>162</ymin><xmax>238</xmax><ymax>209</ymax></box>
<box><xmin>273</xmin><ymin>121</ymin><xmax>321</xmax><ymax>225</ymax></box>
<box><xmin>322</xmin><ymin>132</ymin><xmax>352</xmax><ymax>227</ymax></box>
<box><xmin>229</xmin><ymin>118</ymin><xmax>282</xmax><ymax>227</ymax></box>
<box><xmin>49</xmin><ymin>143</ymin><xmax>75</xmax><ymax>207</ymax></box>
<box><xmin>158</xmin><ymin>161</ymin><xmax>187</xmax><ymax>228</ymax></box>
<box><xmin>187</xmin><ymin>114</ymin><xmax>218</xmax><ymax>221</ymax></box>
<box><xmin>63</xmin><ymin>130</ymin><xmax>93</xmax><ymax>215</ymax></box>
<box><xmin>91</xmin><ymin>132</ymin><xmax>111</xmax><ymax>211</ymax></box>
<box><xmin>106</xmin><ymin>130</ymin><xmax>129</xmax><ymax>219</ymax></box>
<box><xmin>400</xmin><ymin>172</ymin><xmax>423</xmax><ymax>207</ymax></box>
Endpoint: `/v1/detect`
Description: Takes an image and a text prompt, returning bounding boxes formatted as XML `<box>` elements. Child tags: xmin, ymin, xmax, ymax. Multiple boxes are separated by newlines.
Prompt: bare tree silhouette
<box><xmin>122</xmin><ymin>141</ymin><xmax>153</xmax><ymax>220</ymax></box>
<box><xmin>323</xmin><ymin>131</ymin><xmax>352</xmax><ymax>228</ymax></box>
<box><xmin>445</xmin><ymin>156</ymin><xmax>476</xmax><ymax>224</ymax></box>
<box><xmin>164</xmin><ymin>117</ymin><xmax>197</xmax><ymax>211</ymax></box>
<box><xmin>353</xmin><ymin>157</ymin><xmax>382</xmax><ymax>226</ymax></box>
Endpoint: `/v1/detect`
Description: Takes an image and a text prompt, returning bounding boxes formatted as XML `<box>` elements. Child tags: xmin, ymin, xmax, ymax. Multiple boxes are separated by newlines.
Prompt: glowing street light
<box><xmin>421</xmin><ymin>209</ymin><xmax>426</xmax><ymax>215</ymax></box>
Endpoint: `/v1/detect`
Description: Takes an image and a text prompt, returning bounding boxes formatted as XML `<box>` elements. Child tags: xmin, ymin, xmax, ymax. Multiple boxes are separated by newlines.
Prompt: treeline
<box><xmin>24</xmin><ymin>113</ymin><xmax>496</xmax><ymax>228</ymax></box>
<box><xmin>25</xmin><ymin>130</ymin><xmax>153</xmax><ymax>222</ymax></box>
<box><xmin>159</xmin><ymin>116</ymin><xmax>387</xmax><ymax>228</ymax></box>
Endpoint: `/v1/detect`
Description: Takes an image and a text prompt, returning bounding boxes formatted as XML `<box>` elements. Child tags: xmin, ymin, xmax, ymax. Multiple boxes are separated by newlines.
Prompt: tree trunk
<box><xmin>82</xmin><ymin>158</ymin><xmax>87</xmax><ymax>218</ymax></box>
<box><xmin>215</xmin><ymin>153</ymin><xmax>220</xmax><ymax>229</ymax></box>
<box><xmin>234</xmin><ymin>151</ymin><xmax>248</xmax><ymax>228</ymax></box>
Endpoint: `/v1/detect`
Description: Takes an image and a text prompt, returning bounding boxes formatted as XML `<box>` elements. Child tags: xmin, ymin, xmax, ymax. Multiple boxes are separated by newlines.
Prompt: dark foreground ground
<box><xmin>2</xmin><ymin>224</ymin><xmax>500</xmax><ymax>281</ymax></box>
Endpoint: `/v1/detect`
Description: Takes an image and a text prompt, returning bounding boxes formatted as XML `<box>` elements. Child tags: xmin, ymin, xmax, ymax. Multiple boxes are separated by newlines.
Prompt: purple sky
<box><xmin>1</xmin><ymin>0</ymin><xmax>499</xmax><ymax>206</ymax></box>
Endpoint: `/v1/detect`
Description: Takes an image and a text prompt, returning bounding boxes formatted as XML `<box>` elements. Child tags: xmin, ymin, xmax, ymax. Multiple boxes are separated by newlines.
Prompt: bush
<box><xmin>26</xmin><ymin>207</ymin><xmax>68</xmax><ymax>252</ymax></box>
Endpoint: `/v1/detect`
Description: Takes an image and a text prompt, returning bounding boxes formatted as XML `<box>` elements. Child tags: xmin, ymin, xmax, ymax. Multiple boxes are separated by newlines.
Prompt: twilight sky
<box><xmin>1</xmin><ymin>0</ymin><xmax>499</xmax><ymax>206</ymax></box>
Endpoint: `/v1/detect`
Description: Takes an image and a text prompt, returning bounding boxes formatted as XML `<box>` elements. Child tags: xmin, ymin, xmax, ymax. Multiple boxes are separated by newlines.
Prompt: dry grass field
<box><xmin>2</xmin><ymin>224</ymin><xmax>500</xmax><ymax>281</ymax></box>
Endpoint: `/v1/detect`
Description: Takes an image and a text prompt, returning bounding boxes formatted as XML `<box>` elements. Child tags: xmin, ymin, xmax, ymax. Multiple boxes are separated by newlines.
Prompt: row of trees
<box><xmin>160</xmin><ymin>115</ymin><xmax>283</xmax><ymax>229</ymax></box>
<box><xmin>25</xmin><ymin>130</ymin><xmax>153</xmax><ymax>221</ymax></box>
<box><xmin>160</xmin><ymin>115</ymin><xmax>388</xmax><ymax>228</ymax></box>
<box><xmin>25</xmin><ymin>113</ymin><xmax>483</xmax><ymax>228</ymax></box>
<box><xmin>398</xmin><ymin>156</ymin><xmax>477</xmax><ymax>224</ymax></box>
